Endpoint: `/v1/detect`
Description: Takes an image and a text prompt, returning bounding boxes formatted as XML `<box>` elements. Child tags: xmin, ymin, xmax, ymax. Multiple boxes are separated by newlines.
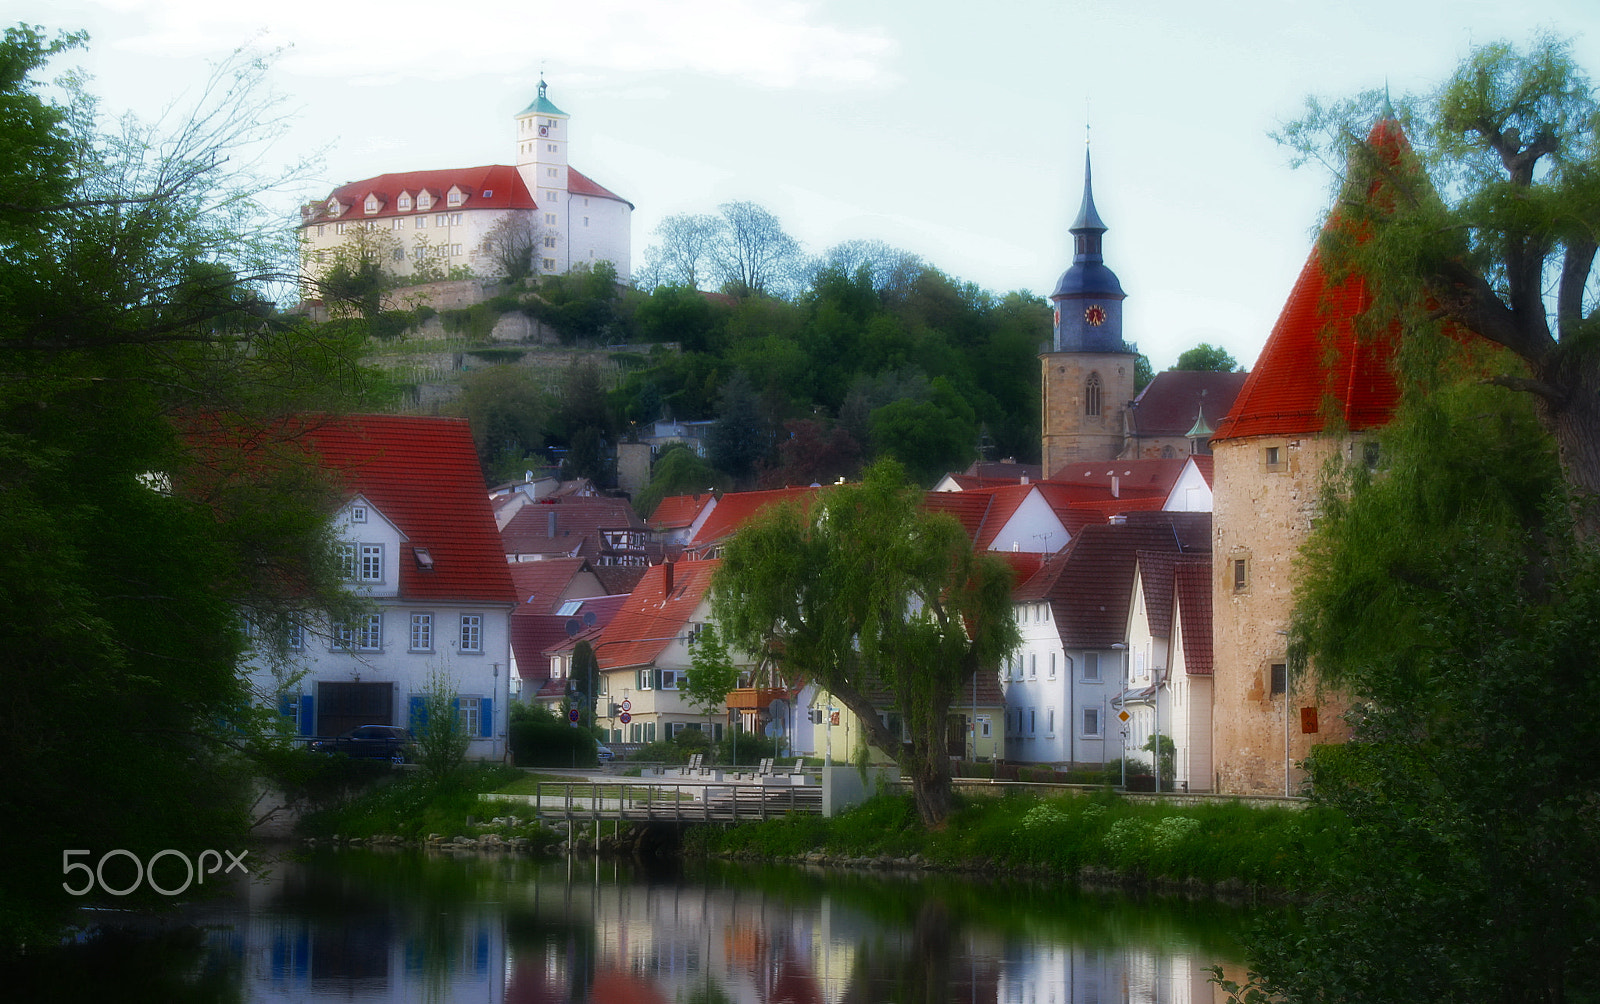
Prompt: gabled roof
<box><xmin>1046</xmin><ymin>457</ymin><xmax>1191</xmax><ymax>493</ymax></box>
<box><xmin>1011</xmin><ymin>551</ymin><xmax>1068</xmax><ymax>602</ymax></box>
<box><xmin>997</xmin><ymin>550</ymin><xmax>1047</xmax><ymax>592</ymax></box>
<box><xmin>1173</xmin><ymin>558</ymin><xmax>1213</xmax><ymax>675</ymax></box>
<box><xmin>1134</xmin><ymin>550</ymin><xmax>1180</xmax><ymax>637</ymax></box>
<box><xmin>1048</xmin><ymin>511</ymin><xmax>1211</xmax><ymax>648</ymax></box>
<box><xmin>501</xmin><ymin>496</ymin><xmax>649</xmax><ymax>561</ymax></box>
<box><xmin>507</xmin><ymin>557</ymin><xmax>601</xmax><ymax>614</ymax></box>
<box><xmin>1129</xmin><ymin>370</ymin><xmax>1249</xmax><ymax>438</ymax></box>
<box><xmin>921</xmin><ymin>484</ymin><xmax>1040</xmax><ymax>552</ymax></box>
<box><xmin>295</xmin><ymin>415</ymin><xmax>515</xmax><ymax>605</ymax></box>
<box><xmin>510</xmin><ymin>593</ymin><xmax>629</xmax><ymax>680</ymax></box>
<box><xmin>303</xmin><ymin>165</ymin><xmax>536</xmax><ymax>225</ymax></box>
<box><xmin>594</xmin><ymin>560</ymin><xmax>719</xmax><ymax>670</ymax></box>
<box><xmin>1213</xmin><ymin>117</ymin><xmax>1413</xmax><ymax>443</ymax></box>
<box><xmin>688</xmin><ymin>487</ymin><xmax>816</xmax><ymax>551</ymax></box>
<box><xmin>569</xmin><ymin>167</ymin><xmax>633</xmax><ymax>209</ymax></box>
<box><xmin>648</xmin><ymin>493</ymin><xmax>716</xmax><ymax>531</ymax></box>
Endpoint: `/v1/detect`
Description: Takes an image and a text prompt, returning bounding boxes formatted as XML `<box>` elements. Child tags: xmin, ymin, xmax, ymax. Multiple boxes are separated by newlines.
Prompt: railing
<box><xmin>483</xmin><ymin>780</ymin><xmax>821</xmax><ymax>825</ymax></box>
<box><xmin>724</xmin><ymin>687</ymin><xmax>786</xmax><ymax>711</ymax></box>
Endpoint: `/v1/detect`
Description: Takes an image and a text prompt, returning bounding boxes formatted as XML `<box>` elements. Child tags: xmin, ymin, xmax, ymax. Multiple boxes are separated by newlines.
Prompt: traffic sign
<box><xmin>568</xmin><ymin>708</ymin><xmax>580</xmax><ymax>723</ymax></box>
<box><xmin>1118</xmin><ymin>710</ymin><xmax>1130</xmax><ymax>722</ymax></box>
<box><xmin>619</xmin><ymin>711</ymin><xmax>632</xmax><ymax>724</ymax></box>
<box><xmin>621</xmin><ymin>699</ymin><xmax>632</xmax><ymax>712</ymax></box>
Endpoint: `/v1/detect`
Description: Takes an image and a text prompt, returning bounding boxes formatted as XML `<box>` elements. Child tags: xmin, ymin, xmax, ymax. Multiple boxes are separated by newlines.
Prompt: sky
<box><xmin>11</xmin><ymin>0</ymin><xmax>1598</xmax><ymax>370</ymax></box>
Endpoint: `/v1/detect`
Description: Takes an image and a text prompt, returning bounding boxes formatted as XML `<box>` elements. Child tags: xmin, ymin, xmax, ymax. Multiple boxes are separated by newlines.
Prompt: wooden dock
<box><xmin>484</xmin><ymin>780</ymin><xmax>822</xmax><ymax>827</ymax></box>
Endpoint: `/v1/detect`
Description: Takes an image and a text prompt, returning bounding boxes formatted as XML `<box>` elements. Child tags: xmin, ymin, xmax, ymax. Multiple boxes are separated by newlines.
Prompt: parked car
<box><xmin>595</xmin><ymin>744</ymin><xmax>615</xmax><ymax>763</ymax></box>
<box><xmin>310</xmin><ymin>725</ymin><xmax>414</xmax><ymax>763</ymax></box>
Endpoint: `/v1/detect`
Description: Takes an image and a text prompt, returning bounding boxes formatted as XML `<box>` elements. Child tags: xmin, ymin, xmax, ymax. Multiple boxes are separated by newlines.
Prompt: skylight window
<box><xmin>556</xmin><ymin>599</ymin><xmax>583</xmax><ymax>616</ymax></box>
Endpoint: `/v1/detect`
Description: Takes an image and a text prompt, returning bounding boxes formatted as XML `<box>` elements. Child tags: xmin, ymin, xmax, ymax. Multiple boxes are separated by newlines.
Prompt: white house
<box><xmin>299</xmin><ymin>79</ymin><xmax>632</xmax><ymax>287</ymax></box>
<box><xmin>246</xmin><ymin>416</ymin><xmax>517</xmax><ymax>759</ymax></box>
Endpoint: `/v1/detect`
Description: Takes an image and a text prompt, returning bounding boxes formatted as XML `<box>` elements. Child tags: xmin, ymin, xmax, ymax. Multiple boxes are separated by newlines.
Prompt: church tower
<box><xmin>1040</xmin><ymin>148</ymin><xmax>1138</xmax><ymax>474</ymax></box>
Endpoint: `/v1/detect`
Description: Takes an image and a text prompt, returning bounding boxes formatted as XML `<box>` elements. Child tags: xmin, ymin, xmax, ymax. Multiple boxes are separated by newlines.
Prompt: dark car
<box><xmin>310</xmin><ymin>725</ymin><xmax>413</xmax><ymax>763</ymax></box>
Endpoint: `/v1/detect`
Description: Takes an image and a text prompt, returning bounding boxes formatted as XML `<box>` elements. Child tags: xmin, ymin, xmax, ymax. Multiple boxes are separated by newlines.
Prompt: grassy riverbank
<box><xmin>298</xmin><ymin>764</ymin><xmax>528</xmax><ymax>840</ymax></box>
<box><xmin>688</xmin><ymin>789</ymin><xmax>1348</xmax><ymax>896</ymax></box>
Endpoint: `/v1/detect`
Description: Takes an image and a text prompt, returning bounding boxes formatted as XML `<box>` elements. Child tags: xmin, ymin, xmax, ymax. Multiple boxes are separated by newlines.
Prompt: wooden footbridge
<box><xmin>483</xmin><ymin>775</ymin><xmax>823</xmax><ymax>829</ymax></box>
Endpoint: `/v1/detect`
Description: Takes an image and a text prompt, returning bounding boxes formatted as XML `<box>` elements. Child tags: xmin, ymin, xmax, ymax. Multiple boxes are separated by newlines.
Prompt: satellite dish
<box><xmin>565</xmin><ymin>619</ymin><xmax>581</xmax><ymax>637</ymax></box>
<box><xmin>583</xmin><ymin>611</ymin><xmax>597</xmax><ymax>627</ymax></box>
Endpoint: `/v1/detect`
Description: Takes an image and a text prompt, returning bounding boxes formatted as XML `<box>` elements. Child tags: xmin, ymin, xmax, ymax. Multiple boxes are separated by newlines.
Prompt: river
<box><xmin>9</xmin><ymin>848</ymin><xmax>1257</xmax><ymax>1003</ymax></box>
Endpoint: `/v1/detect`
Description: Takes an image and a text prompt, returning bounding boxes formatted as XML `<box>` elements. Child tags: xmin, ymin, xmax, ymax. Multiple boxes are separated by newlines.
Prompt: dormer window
<box><xmin>446</xmin><ymin>187</ymin><xmax>465</xmax><ymax>208</ymax></box>
<box><xmin>362</xmin><ymin>193</ymin><xmax>382</xmax><ymax>214</ymax></box>
<box><xmin>397</xmin><ymin>192</ymin><xmax>413</xmax><ymax>212</ymax></box>
<box><xmin>326</xmin><ymin>197</ymin><xmax>344</xmax><ymax>217</ymax></box>
<box><xmin>417</xmin><ymin>191</ymin><xmax>433</xmax><ymax>210</ymax></box>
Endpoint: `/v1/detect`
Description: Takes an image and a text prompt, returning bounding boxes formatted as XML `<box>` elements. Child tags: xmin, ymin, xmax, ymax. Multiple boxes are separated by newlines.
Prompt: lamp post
<box><xmin>1111</xmin><ymin>643</ymin><xmax>1127</xmax><ymax>788</ymax></box>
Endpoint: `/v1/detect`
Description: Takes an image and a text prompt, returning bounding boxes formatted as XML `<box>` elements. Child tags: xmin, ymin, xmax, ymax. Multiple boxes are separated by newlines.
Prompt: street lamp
<box><xmin>1111</xmin><ymin>643</ymin><xmax>1127</xmax><ymax>788</ymax></box>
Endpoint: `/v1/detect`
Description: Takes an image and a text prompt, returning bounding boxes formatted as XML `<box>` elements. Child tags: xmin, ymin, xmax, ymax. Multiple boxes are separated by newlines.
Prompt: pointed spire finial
<box><xmin>1380</xmin><ymin>81</ymin><xmax>1396</xmax><ymax>121</ymax></box>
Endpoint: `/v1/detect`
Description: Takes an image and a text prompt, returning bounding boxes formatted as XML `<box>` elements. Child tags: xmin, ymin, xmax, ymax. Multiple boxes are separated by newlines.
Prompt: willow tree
<box><xmin>1281</xmin><ymin>34</ymin><xmax>1600</xmax><ymax>533</ymax></box>
<box><xmin>710</xmin><ymin>460</ymin><xmax>1019</xmax><ymax>826</ymax></box>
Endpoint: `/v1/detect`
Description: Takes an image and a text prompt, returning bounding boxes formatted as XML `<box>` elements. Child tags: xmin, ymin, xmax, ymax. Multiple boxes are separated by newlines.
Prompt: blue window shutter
<box><xmin>300</xmin><ymin>694</ymin><xmax>315</xmax><ymax>736</ymax></box>
<box><xmin>409</xmin><ymin>695</ymin><xmax>428</xmax><ymax>734</ymax></box>
<box><xmin>480</xmin><ymin>697</ymin><xmax>493</xmax><ymax>737</ymax></box>
<box><xmin>277</xmin><ymin>695</ymin><xmax>294</xmax><ymax>719</ymax></box>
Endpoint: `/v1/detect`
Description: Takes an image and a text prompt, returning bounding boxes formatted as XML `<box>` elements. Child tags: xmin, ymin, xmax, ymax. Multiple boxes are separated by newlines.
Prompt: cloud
<box><xmin>101</xmin><ymin>0</ymin><xmax>897</xmax><ymax>88</ymax></box>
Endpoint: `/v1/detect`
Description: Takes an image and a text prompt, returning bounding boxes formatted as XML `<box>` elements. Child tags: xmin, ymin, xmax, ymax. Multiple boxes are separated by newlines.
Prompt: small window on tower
<box><xmin>1085</xmin><ymin>372</ymin><xmax>1103</xmax><ymax>417</ymax></box>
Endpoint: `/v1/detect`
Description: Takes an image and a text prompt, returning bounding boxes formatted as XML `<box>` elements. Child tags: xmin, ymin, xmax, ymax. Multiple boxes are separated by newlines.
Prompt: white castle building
<box><xmin>298</xmin><ymin>80</ymin><xmax>632</xmax><ymax>287</ymax></box>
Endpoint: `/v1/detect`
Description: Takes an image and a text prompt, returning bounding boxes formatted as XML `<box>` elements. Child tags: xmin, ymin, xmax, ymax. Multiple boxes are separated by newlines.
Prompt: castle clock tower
<box><xmin>1040</xmin><ymin>147</ymin><xmax>1138</xmax><ymax>473</ymax></box>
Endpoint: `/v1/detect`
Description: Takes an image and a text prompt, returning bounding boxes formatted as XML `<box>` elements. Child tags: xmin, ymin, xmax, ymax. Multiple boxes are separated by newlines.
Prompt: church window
<box><xmin>1085</xmin><ymin>373</ymin><xmax>1103</xmax><ymax>416</ymax></box>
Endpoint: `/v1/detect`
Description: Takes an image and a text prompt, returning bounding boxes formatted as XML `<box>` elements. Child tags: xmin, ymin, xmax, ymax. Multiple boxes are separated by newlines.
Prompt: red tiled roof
<box><xmin>305</xmin><ymin>166</ymin><xmax>535</xmax><ymax>225</ymax></box>
<box><xmin>501</xmin><ymin>496</ymin><xmax>648</xmax><ymax>560</ymax></box>
<box><xmin>961</xmin><ymin>460</ymin><xmax>1044</xmax><ymax>482</ymax></box>
<box><xmin>507</xmin><ymin>557</ymin><xmax>600</xmax><ymax>614</ymax></box>
<box><xmin>1135</xmin><ymin>550</ymin><xmax>1179</xmax><ymax>637</ymax></box>
<box><xmin>296</xmin><ymin>415</ymin><xmax>516</xmax><ymax>605</ymax></box>
<box><xmin>568</xmin><ymin>166</ymin><xmax>633</xmax><ymax>208</ymax></box>
<box><xmin>594</xmin><ymin>560</ymin><xmax>720</xmax><ymax>670</ymax></box>
<box><xmin>1187</xmin><ymin>454</ymin><xmax>1214</xmax><ymax>489</ymax></box>
<box><xmin>689</xmin><ymin>488</ymin><xmax>817</xmax><ymax>550</ymax></box>
<box><xmin>928</xmin><ymin>484</ymin><xmax>1037</xmax><ymax>551</ymax></box>
<box><xmin>1048</xmin><ymin>511</ymin><xmax>1211</xmax><ymax>648</ymax></box>
<box><xmin>1045</xmin><ymin>457</ymin><xmax>1191</xmax><ymax>493</ymax></box>
<box><xmin>648</xmin><ymin>493</ymin><xmax>715</xmax><ymax>530</ymax></box>
<box><xmin>1213</xmin><ymin>118</ymin><xmax>1413</xmax><ymax>443</ymax></box>
<box><xmin>510</xmin><ymin>593</ymin><xmax>628</xmax><ymax>679</ymax></box>
<box><xmin>1129</xmin><ymin>370</ymin><xmax>1249</xmax><ymax>438</ymax></box>
<box><xmin>1173</xmin><ymin>557</ymin><xmax>1212</xmax><ymax>675</ymax></box>
<box><xmin>996</xmin><ymin>550</ymin><xmax>1047</xmax><ymax>589</ymax></box>
<box><xmin>1011</xmin><ymin>551</ymin><xmax>1069</xmax><ymax>602</ymax></box>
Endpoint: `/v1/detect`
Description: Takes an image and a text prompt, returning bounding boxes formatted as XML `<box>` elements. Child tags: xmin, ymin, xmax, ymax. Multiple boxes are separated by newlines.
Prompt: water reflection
<box><xmin>14</xmin><ymin>850</ymin><xmax>1250</xmax><ymax>1003</ymax></box>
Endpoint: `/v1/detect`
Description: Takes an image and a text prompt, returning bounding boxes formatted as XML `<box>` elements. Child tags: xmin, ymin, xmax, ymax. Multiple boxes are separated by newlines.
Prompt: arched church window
<box><xmin>1085</xmin><ymin>372</ymin><xmax>1102</xmax><ymax>416</ymax></box>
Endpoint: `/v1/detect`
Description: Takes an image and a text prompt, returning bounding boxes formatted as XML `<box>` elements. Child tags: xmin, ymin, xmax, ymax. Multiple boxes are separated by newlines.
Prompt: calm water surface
<box><xmin>11</xmin><ymin>849</ymin><xmax>1255</xmax><ymax>1003</ymax></box>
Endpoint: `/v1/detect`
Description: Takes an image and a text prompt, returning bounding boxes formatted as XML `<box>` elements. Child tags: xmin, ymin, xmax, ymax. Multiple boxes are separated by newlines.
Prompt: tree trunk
<box><xmin>1535</xmin><ymin>356</ymin><xmax>1600</xmax><ymax>540</ymax></box>
<box><xmin>905</xmin><ymin>745</ymin><xmax>954</xmax><ymax>828</ymax></box>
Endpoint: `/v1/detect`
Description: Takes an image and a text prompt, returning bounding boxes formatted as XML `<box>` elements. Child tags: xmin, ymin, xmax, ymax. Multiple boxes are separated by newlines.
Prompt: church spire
<box><xmin>1050</xmin><ymin>141</ymin><xmax>1127</xmax><ymax>354</ymax></box>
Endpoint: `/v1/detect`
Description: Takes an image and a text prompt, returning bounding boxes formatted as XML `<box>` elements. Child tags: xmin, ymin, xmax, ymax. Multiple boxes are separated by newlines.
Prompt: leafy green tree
<box><xmin>452</xmin><ymin>365</ymin><xmax>550</xmax><ymax>482</ymax></box>
<box><xmin>869</xmin><ymin>376</ymin><xmax>978</xmax><ymax>486</ymax></box>
<box><xmin>706</xmin><ymin>369</ymin><xmax>767</xmax><ymax>485</ymax></box>
<box><xmin>709</xmin><ymin>201</ymin><xmax>805</xmax><ymax>298</ymax></box>
<box><xmin>1280</xmin><ymin>34</ymin><xmax>1600</xmax><ymax>535</ymax></box>
<box><xmin>632</xmin><ymin>442</ymin><xmax>728</xmax><ymax>518</ymax></box>
<box><xmin>684</xmin><ymin>624</ymin><xmax>741</xmax><ymax>744</ymax></box>
<box><xmin>1170</xmin><ymin>342</ymin><xmax>1241</xmax><ymax>372</ymax></box>
<box><xmin>566</xmin><ymin>640</ymin><xmax>600</xmax><ymax>729</ymax></box>
<box><xmin>711</xmin><ymin>460</ymin><xmax>1020</xmax><ymax>826</ymax></box>
<box><xmin>0</xmin><ymin>30</ymin><xmax>371</xmax><ymax>944</ymax></box>
<box><xmin>411</xmin><ymin>668</ymin><xmax>470</xmax><ymax>783</ymax></box>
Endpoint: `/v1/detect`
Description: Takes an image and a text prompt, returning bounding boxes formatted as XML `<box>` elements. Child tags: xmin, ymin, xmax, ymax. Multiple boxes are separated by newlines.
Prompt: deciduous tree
<box><xmin>712</xmin><ymin>460</ymin><xmax>1019</xmax><ymax>826</ymax></box>
<box><xmin>1170</xmin><ymin>342</ymin><xmax>1241</xmax><ymax>372</ymax></box>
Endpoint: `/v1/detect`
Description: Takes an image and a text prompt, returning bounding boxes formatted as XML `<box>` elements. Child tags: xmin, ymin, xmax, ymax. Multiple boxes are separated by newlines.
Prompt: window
<box><xmin>978</xmin><ymin>715</ymin><xmax>991</xmax><ymax>738</ymax></box>
<box><xmin>546</xmin><ymin>167</ymin><xmax>557</xmax><ymax>177</ymax></box>
<box><xmin>1270</xmin><ymin>663</ymin><xmax>1288</xmax><ymax>696</ymax></box>
<box><xmin>350</xmin><ymin>505</ymin><xmax>367</xmax><ymax>523</ymax></box>
<box><xmin>1046</xmin><ymin>708</ymin><xmax>1055</xmax><ymax>736</ymax></box>
<box><xmin>1264</xmin><ymin>444</ymin><xmax>1287</xmax><ymax>472</ymax></box>
<box><xmin>1082</xmin><ymin>707</ymin><xmax>1102</xmax><ymax>737</ymax></box>
<box><xmin>398</xmin><ymin>193</ymin><xmax>412</xmax><ymax>211</ymax></box>
<box><xmin>409</xmin><ymin>613</ymin><xmax>433</xmax><ymax>652</ymax></box>
<box><xmin>1048</xmin><ymin>653</ymin><xmax>1057</xmax><ymax>679</ymax></box>
<box><xmin>416</xmin><ymin>216</ymin><xmax>427</xmax><ymax>228</ymax></box>
<box><xmin>546</xmin><ymin>190</ymin><xmax>558</xmax><ymax>201</ymax></box>
<box><xmin>1085</xmin><ymin>372</ymin><xmax>1103</xmax><ymax>416</ymax></box>
<box><xmin>1028</xmin><ymin>708</ymin><xmax>1036</xmax><ymax>735</ymax></box>
<box><xmin>413</xmin><ymin>246</ymin><xmax>428</xmax><ymax>259</ymax></box>
<box><xmin>335</xmin><ymin>222</ymin><xmax>348</xmax><ymax>234</ymax></box>
<box><xmin>1233</xmin><ymin>557</ymin><xmax>1249</xmax><ymax>591</ymax></box>
<box><xmin>449</xmin><ymin>213</ymin><xmax>462</xmax><ymax>225</ymax></box>
<box><xmin>450</xmin><ymin>244</ymin><xmax>462</xmax><ymax>256</ymax></box>
<box><xmin>436</xmin><ymin>214</ymin><xmax>448</xmax><ymax>226</ymax></box>
<box><xmin>458</xmin><ymin>696</ymin><xmax>480</xmax><ymax>735</ymax></box>
<box><xmin>337</xmin><ymin>543</ymin><xmax>357</xmax><ymax>580</ymax></box>
<box><xmin>446</xmin><ymin>190</ymin><xmax>462</xmax><ymax>207</ymax></box>
<box><xmin>1083</xmin><ymin>652</ymin><xmax>1100</xmax><ymax>682</ymax></box>
<box><xmin>542</xmin><ymin>258</ymin><xmax>555</xmax><ymax>270</ymax></box>
<box><xmin>391</xmin><ymin>218</ymin><xmax>406</xmax><ymax>230</ymax></box>
<box><xmin>482</xmin><ymin>190</ymin><xmax>492</xmax><ymax>198</ymax></box>
<box><xmin>1029</xmin><ymin>654</ymin><xmax>1037</xmax><ymax>679</ymax></box>
<box><xmin>543</xmin><ymin>235</ymin><xmax>556</xmax><ymax>248</ymax></box>
<box><xmin>360</xmin><ymin>544</ymin><xmax>383</xmax><ymax>582</ymax></box>
<box><xmin>583</xmin><ymin>216</ymin><xmax>589</xmax><ymax>226</ymax></box>
<box><xmin>460</xmin><ymin>614</ymin><xmax>482</xmax><ymax>653</ymax></box>
<box><xmin>547</xmin><ymin>143</ymin><xmax>557</xmax><ymax>153</ymax></box>
<box><xmin>544</xmin><ymin>213</ymin><xmax>557</xmax><ymax>225</ymax></box>
<box><xmin>636</xmin><ymin>668</ymin><xmax>653</xmax><ymax>691</ymax></box>
<box><xmin>334</xmin><ymin>613</ymin><xmax>382</xmax><ymax>652</ymax></box>
<box><xmin>287</xmin><ymin>622</ymin><xmax>304</xmax><ymax>651</ymax></box>
<box><xmin>659</xmin><ymin>669</ymin><xmax>681</xmax><ymax>690</ymax></box>
<box><xmin>315</xmin><ymin>225</ymin><xmax>325</xmax><ymax>237</ymax></box>
<box><xmin>417</xmin><ymin>192</ymin><xmax>433</xmax><ymax>209</ymax></box>
<box><xmin>363</xmin><ymin>194</ymin><xmax>380</xmax><ymax>213</ymax></box>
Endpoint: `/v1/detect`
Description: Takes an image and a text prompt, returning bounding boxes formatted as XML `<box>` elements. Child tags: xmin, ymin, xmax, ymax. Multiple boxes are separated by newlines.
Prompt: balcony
<box><xmin>725</xmin><ymin>687</ymin><xmax>786</xmax><ymax>712</ymax></box>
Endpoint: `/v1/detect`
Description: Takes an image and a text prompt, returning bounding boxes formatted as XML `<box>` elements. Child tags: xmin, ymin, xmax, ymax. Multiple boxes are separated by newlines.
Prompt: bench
<box><xmin>679</xmin><ymin>753</ymin><xmax>703</xmax><ymax>776</ymax></box>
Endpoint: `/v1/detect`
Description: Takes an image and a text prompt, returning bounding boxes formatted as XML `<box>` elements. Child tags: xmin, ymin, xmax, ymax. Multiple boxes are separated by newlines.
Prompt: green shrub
<box><xmin>509</xmin><ymin>703</ymin><xmax>599</xmax><ymax>766</ymax></box>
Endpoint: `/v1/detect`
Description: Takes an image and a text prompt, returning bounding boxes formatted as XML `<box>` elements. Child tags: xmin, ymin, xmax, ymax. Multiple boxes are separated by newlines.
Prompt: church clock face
<box><xmin>1084</xmin><ymin>304</ymin><xmax>1107</xmax><ymax>326</ymax></box>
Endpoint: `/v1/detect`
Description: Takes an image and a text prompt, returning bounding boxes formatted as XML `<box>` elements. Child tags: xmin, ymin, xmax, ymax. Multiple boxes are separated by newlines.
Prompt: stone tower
<box><xmin>1208</xmin><ymin>114</ymin><xmax>1410</xmax><ymax>795</ymax></box>
<box><xmin>1040</xmin><ymin>148</ymin><xmax>1138</xmax><ymax>475</ymax></box>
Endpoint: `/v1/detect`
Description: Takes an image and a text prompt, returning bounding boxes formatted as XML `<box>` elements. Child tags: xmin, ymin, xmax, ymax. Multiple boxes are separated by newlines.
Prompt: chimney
<box><xmin>663</xmin><ymin>560</ymin><xmax>675</xmax><ymax>596</ymax></box>
<box><xmin>1111</xmin><ymin>475</ymin><xmax>1120</xmax><ymax>498</ymax></box>
<box><xmin>1020</xmin><ymin>474</ymin><xmax>1029</xmax><ymax>485</ymax></box>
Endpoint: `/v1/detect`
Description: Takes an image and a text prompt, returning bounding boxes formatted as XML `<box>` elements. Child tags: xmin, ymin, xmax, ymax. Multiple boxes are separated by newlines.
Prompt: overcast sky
<box><xmin>13</xmin><ymin>0</ymin><xmax>1597</xmax><ymax>369</ymax></box>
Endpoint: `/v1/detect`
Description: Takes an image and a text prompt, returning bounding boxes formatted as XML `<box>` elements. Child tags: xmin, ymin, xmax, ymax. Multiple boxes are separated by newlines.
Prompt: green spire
<box><xmin>519</xmin><ymin>77</ymin><xmax>568</xmax><ymax>118</ymax></box>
